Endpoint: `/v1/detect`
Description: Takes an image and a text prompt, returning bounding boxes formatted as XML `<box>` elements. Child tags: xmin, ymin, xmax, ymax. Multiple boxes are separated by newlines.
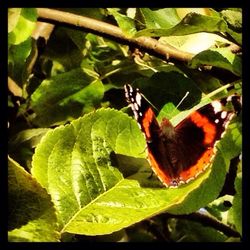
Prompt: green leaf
<box><xmin>135</xmin><ymin>71</ymin><xmax>202</xmax><ymax>115</ymax></box>
<box><xmin>8</xmin><ymin>8</ymin><xmax>37</xmax><ymax>46</ymax></box>
<box><xmin>44</xmin><ymin>27</ymin><xmax>85</xmax><ymax>71</ymax></box>
<box><xmin>220</xmin><ymin>9</ymin><xmax>242</xmax><ymax>45</ymax></box>
<box><xmin>159</xmin><ymin>32</ymin><xmax>229</xmax><ymax>55</ymax></box>
<box><xmin>8</xmin><ymin>157</ymin><xmax>59</xmax><ymax>242</ymax></box>
<box><xmin>30</xmin><ymin>68</ymin><xmax>104</xmax><ymax>126</ymax></box>
<box><xmin>107</xmin><ymin>8</ymin><xmax>137</xmax><ymax>37</ymax></box>
<box><xmin>8</xmin><ymin>38</ymin><xmax>32</xmax><ymax>85</ymax></box>
<box><xmin>139</xmin><ymin>8</ymin><xmax>180</xmax><ymax>29</ymax></box>
<box><xmin>8</xmin><ymin>8</ymin><xmax>21</xmax><ymax>33</ymax></box>
<box><xmin>189</xmin><ymin>48</ymin><xmax>242</xmax><ymax>76</ymax></box>
<box><xmin>206</xmin><ymin>195</ymin><xmax>234</xmax><ymax>221</ymax></box>
<box><xmin>170</xmin><ymin>218</ymin><xmax>227</xmax><ymax>242</ymax></box>
<box><xmin>63</xmin><ymin>28</ymin><xmax>87</xmax><ymax>52</ymax></box>
<box><xmin>176</xmin><ymin>67</ymin><xmax>223</xmax><ymax>94</ymax></box>
<box><xmin>31</xmin><ymin>109</ymin><xmax>145</xmax><ymax>226</ymax></box>
<box><xmin>231</xmin><ymin>174</ymin><xmax>242</xmax><ymax>235</ymax></box>
<box><xmin>134</xmin><ymin>12</ymin><xmax>228</xmax><ymax>38</ymax></box>
<box><xmin>221</xmin><ymin>9</ymin><xmax>242</xmax><ymax>31</ymax></box>
<box><xmin>219</xmin><ymin>115</ymin><xmax>242</xmax><ymax>160</ymax></box>
<box><xmin>133</xmin><ymin>71</ymin><xmax>202</xmax><ymax>122</ymax></box>
<box><xmin>9</xmin><ymin>128</ymin><xmax>51</xmax><ymax>150</ymax></box>
<box><xmin>8</xmin><ymin>128</ymin><xmax>50</xmax><ymax>171</ymax></box>
<box><xmin>62</xmin><ymin>144</ymin><xmax>229</xmax><ymax>235</ymax></box>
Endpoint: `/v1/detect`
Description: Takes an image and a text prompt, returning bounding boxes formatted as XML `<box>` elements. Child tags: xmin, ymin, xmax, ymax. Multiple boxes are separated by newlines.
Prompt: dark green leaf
<box><xmin>134</xmin><ymin>71</ymin><xmax>202</xmax><ymax>119</ymax></box>
<box><xmin>30</xmin><ymin>68</ymin><xmax>104</xmax><ymax>126</ymax></box>
<box><xmin>9</xmin><ymin>128</ymin><xmax>50</xmax><ymax>150</ymax></box>
<box><xmin>171</xmin><ymin>218</ymin><xmax>227</xmax><ymax>242</ymax></box>
<box><xmin>44</xmin><ymin>27</ymin><xmax>84</xmax><ymax>71</ymax></box>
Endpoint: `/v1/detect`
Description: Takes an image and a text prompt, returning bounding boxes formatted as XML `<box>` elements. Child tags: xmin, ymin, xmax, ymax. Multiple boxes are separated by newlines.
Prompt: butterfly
<box><xmin>124</xmin><ymin>84</ymin><xmax>240</xmax><ymax>187</ymax></box>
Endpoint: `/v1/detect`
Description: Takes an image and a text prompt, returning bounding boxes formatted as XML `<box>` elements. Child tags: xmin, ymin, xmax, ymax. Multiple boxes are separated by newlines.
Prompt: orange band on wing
<box><xmin>142</xmin><ymin>108</ymin><xmax>156</xmax><ymax>139</ymax></box>
<box><xmin>190</xmin><ymin>111</ymin><xmax>216</xmax><ymax>145</ymax></box>
<box><xmin>148</xmin><ymin>150</ymin><xmax>172</xmax><ymax>186</ymax></box>
<box><xmin>148</xmin><ymin>146</ymin><xmax>214</xmax><ymax>186</ymax></box>
<box><xmin>179</xmin><ymin>147</ymin><xmax>214</xmax><ymax>182</ymax></box>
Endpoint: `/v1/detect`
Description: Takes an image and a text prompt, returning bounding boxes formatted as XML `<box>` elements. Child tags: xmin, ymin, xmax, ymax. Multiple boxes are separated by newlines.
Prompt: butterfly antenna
<box><xmin>141</xmin><ymin>93</ymin><xmax>159</xmax><ymax>112</ymax></box>
<box><xmin>170</xmin><ymin>91</ymin><xmax>190</xmax><ymax>116</ymax></box>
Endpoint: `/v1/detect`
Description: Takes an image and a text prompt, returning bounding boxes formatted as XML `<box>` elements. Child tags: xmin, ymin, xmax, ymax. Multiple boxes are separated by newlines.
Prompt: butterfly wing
<box><xmin>172</xmin><ymin>98</ymin><xmax>237</xmax><ymax>184</ymax></box>
<box><xmin>124</xmin><ymin>84</ymin><xmax>176</xmax><ymax>186</ymax></box>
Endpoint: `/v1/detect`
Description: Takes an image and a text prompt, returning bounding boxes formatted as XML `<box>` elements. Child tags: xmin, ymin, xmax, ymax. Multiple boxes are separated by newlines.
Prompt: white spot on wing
<box><xmin>135</xmin><ymin>92</ymin><xmax>141</xmax><ymax>106</ymax></box>
<box><xmin>221</xmin><ymin>111</ymin><xmax>228</xmax><ymax>119</ymax></box>
<box><xmin>133</xmin><ymin>102</ymin><xmax>139</xmax><ymax>111</ymax></box>
<box><xmin>211</xmin><ymin>100</ymin><xmax>222</xmax><ymax>113</ymax></box>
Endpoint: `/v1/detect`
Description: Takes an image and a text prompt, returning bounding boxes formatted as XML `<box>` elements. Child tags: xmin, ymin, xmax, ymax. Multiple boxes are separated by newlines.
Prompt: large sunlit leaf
<box><xmin>31</xmin><ymin>109</ymin><xmax>145</xmax><ymax>227</ymax></box>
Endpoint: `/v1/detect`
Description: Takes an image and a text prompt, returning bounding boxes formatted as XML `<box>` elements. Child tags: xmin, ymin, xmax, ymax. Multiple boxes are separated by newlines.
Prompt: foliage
<box><xmin>8</xmin><ymin>8</ymin><xmax>242</xmax><ymax>242</ymax></box>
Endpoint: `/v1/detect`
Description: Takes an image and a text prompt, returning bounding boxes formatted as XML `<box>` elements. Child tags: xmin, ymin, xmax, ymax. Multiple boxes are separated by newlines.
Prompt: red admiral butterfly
<box><xmin>124</xmin><ymin>84</ymin><xmax>240</xmax><ymax>187</ymax></box>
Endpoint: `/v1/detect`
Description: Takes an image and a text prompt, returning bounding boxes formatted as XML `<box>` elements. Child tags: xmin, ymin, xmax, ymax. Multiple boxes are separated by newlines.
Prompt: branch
<box><xmin>163</xmin><ymin>212</ymin><xmax>241</xmax><ymax>238</ymax></box>
<box><xmin>36</xmin><ymin>8</ymin><xmax>194</xmax><ymax>62</ymax></box>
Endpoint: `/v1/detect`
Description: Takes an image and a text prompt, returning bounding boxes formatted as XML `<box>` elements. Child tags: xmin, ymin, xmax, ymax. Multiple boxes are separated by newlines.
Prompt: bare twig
<box><xmin>36</xmin><ymin>8</ymin><xmax>194</xmax><ymax>62</ymax></box>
